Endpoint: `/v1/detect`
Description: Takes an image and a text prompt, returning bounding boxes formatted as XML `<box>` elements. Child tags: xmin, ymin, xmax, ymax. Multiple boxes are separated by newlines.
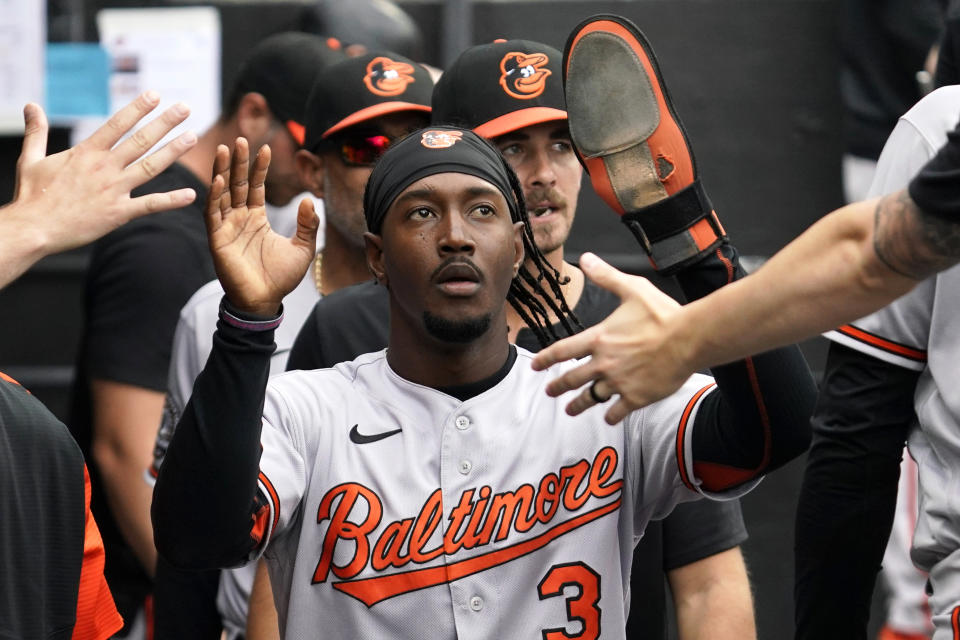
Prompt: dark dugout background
<box><xmin>1</xmin><ymin>1</ymin><xmax>854</xmax><ymax>637</ymax></box>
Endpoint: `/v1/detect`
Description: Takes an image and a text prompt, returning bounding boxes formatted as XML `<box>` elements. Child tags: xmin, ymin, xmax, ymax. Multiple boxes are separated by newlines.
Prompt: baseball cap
<box><xmin>431</xmin><ymin>39</ymin><xmax>566</xmax><ymax>139</ymax></box>
<box><xmin>229</xmin><ymin>32</ymin><xmax>347</xmax><ymax>146</ymax></box>
<box><xmin>301</xmin><ymin>51</ymin><xmax>434</xmax><ymax>152</ymax></box>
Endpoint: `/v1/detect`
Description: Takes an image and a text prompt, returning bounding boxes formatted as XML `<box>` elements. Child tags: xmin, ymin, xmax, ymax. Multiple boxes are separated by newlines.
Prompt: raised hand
<box><xmin>205</xmin><ymin>138</ymin><xmax>319</xmax><ymax>316</ymax></box>
<box><xmin>0</xmin><ymin>91</ymin><xmax>198</xmax><ymax>288</ymax></box>
<box><xmin>531</xmin><ymin>252</ymin><xmax>691</xmax><ymax>424</ymax></box>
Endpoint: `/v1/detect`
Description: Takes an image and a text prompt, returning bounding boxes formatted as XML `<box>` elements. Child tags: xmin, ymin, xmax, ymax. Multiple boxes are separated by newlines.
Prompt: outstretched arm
<box><xmin>533</xmin><ymin>114</ymin><xmax>960</xmax><ymax>409</ymax></box>
<box><xmin>533</xmin><ymin>186</ymin><xmax>948</xmax><ymax>415</ymax></box>
<box><xmin>0</xmin><ymin>92</ymin><xmax>198</xmax><ymax>288</ymax></box>
<box><xmin>152</xmin><ymin>140</ymin><xmax>318</xmax><ymax>568</ymax></box>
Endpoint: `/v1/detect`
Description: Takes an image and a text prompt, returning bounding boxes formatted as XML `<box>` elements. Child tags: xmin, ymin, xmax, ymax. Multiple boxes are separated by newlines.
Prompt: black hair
<box><xmin>499</xmin><ymin>156</ymin><xmax>583</xmax><ymax>348</ymax></box>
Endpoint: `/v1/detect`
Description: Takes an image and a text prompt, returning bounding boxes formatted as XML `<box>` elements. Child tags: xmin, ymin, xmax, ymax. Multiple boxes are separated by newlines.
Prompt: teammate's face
<box><xmin>367</xmin><ymin>172</ymin><xmax>523</xmax><ymax>344</ymax></box>
<box><xmin>493</xmin><ymin>121</ymin><xmax>582</xmax><ymax>256</ymax></box>
<box><xmin>320</xmin><ymin>112</ymin><xmax>430</xmax><ymax>248</ymax></box>
<box><xmin>261</xmin><ymin>121</ymin><xmax>303</xmax><ymax>207</ymax></box>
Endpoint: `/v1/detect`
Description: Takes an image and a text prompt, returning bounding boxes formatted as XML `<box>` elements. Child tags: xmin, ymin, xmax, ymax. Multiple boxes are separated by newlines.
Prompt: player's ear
<box><xmin>512</xmin><ymin>221</ymin><xmax>525</xmax><ymax>277</ymax></box>
<box><xmin>295</xmin><ymin>149</ymin><xmax>325</xmax><ymax>198</ymax></box>
<box><xmin>235</xmin><ymin>92</ymin><xmax>273</xmax><ymax>143</ymax></box>
<box><xmin>364</xmin><ymin>231</ymin><xmax>387</xmax><ymax>286</ymax></box>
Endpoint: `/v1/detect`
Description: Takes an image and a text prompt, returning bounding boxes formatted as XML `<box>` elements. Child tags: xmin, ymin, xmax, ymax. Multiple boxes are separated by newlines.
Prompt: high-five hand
<box><xmin>0</xmin><ymin>91</ymin><xmax>198</xmax><ymax>288</ymax></box>
<box><xmin>531</xmin><ymin>252</ymin><xmax>692</xmax><ymax>424</ymax></box>
<box><xmin>205</xmin><ymin>138</ymin><xmax>319</xmax><ymax>316</ymax></box>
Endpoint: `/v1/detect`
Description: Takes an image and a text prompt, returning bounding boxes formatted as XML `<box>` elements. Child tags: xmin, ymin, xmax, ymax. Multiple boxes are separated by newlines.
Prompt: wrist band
<box><xmin>219</xmin><ymin>298</ymin><xmax>283</xmax><ymax>332</ymax></box>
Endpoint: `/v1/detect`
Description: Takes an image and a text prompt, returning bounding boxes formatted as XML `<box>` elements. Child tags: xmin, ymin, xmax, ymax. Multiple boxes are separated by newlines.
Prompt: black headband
<box><xmin>363</xmin><ymin>126</ymin><xmax>520</xmax><ymax>234</ymax></box>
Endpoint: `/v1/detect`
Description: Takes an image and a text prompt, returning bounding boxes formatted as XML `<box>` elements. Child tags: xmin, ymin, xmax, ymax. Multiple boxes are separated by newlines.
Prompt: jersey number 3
<box><xmin>537</xmin><ymin>562</ymin><xmax>601</xmax><ymax>640</ymax></box>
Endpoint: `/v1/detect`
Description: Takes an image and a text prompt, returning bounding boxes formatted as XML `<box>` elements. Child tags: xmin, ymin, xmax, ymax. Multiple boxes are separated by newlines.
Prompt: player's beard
<box><xmin>423</xmin><ymin>311</ymin><xmax>493</xmax><ymax>343</ymax></box>
<box><xmin>525</xmin><ymin>186</ymin><xmax>570</xmax><ymax>255</ymax></box>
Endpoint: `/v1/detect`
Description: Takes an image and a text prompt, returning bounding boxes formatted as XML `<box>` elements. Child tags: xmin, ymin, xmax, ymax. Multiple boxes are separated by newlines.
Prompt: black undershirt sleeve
<box><xmin>152</xmin><ymin>303</ymin><xmax>276</xmax><ymax>570</ymax></box>
<box><xmin>908</xmin><ymin>117</ymin><xmax>960</xmax><ymax>221</ymax></box>
<box><xmin>794</xmin><ymin>342</ymin><xmax>919</xmax><ymax>640</ymax></box>
<box><xmin>679</xmin><ymin>244</ymin><xmax>818</xmax><ymax>488</ymax></box>
<box><xmin>153</xmin><ymin>557</ymin><xmax>222</xmax><ymax>640</ymax></box>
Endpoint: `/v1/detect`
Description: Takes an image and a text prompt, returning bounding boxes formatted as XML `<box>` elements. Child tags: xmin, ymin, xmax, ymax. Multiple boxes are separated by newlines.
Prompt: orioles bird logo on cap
<box><xmin>364</xmin><ymin>57</ymin><xmax>416</xmax><ymax>97</ymax></box>
<box><xmin>421</xmin><ymin>130</ymin><xmax>463</xmax><ymax>149</ymax></box>
<box><xmin>499</xmin><ymin>52</ymin><xmax>551</xmax><ymax>100</ymax></box>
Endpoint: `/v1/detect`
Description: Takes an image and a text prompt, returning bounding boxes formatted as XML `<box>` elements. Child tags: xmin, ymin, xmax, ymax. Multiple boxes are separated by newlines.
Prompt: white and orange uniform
<box><xmin>251</xmin><ymin>349</ymin><xmax>748</xmax><ymax>638</ymax></box>
<box><xmin>825</xmin><ymin>85</ymin><xmax>960</xmax><ymax>640</ymax></box>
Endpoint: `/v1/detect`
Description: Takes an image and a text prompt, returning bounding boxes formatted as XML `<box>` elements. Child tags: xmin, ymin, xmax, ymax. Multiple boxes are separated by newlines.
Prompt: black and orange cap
<box><xmin>302</xmin><ymin>51</ymin><xmax>434</xmax><ymax>151</ymax></box>
<box><xmin>431</xmin><ymin>39</ymin><xmax>566</xmax><ymax>139</ymax></box>
<box><xmin>230</xmin><ymin>32</ymin><xmax>347</xmax><ymax>146</ymax></box>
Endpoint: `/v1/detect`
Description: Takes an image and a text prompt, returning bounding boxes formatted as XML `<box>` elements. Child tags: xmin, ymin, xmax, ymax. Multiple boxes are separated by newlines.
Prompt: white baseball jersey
<box><xmin>251</xmin><ymin>348</ymin><xmax>754</xmax><ymax>639</ymax></box>
<box><xmin>824</xmin><ymin>85</ymin><xmax>960</xmax><ymax>639</ymax></box>
<box><xmin>146</xmin><ymin>194</ymin><xmax>325</xmax><ymax>638</ymax></box>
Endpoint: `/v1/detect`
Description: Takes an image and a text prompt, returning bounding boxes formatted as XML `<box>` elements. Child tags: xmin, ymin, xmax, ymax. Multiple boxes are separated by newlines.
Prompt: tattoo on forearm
<box><xmin>873</xmin><ymin>191</ymin><xmax>960</xmax><ymax>280</ymax></box>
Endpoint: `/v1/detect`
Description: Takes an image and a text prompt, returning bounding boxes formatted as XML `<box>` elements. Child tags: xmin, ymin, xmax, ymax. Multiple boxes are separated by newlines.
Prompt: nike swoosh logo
<box><xmin>349</xmin><ymin>424</ymin><xmax>402</xmax><ymax>444</ymax></box>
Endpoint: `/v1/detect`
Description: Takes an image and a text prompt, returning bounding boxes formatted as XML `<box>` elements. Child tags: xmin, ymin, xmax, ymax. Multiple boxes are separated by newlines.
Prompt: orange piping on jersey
<box><xmin>952</xmin><ymin>605</ymin><xmax>960</xmax><ymax>640</ymax></box>
<box><xmin>72</xmin><ymin>465</ymin><xmax>123</xmax><ymax>640</ymax></box>
<box><xmin>691</xmin><ymin>461</ymin><xmax>757</xmax><ymax>490</ymax></box>
<box><xmin>0</xmin><ymin>371</ymin><xmax>21</xmax><ymax>385</ymax></box>
<box><xmin>144</xmin><ymin>596</ymin><xmax>153</xmax><ymax>640</ymax></box>
<box><xmin>675</xmin><ymin>382</ymin><xmax>717</xmax><ymax>491</ymax></box>
<box><xmin>332</xmin><ymin>498</ymin><xmax>621</xmax><ymax>607</ymax></box>
<box><xmin>250</xmin><ymin>504</ymin><xmax>270</xmax><ymax>548</ymax></box>
<box><xmin>835</xmin><ymin>325</ymin><xmax>927</xmax><ymax>362</ymax></box>
<box><xmin>682</xmin><ymin>357</ymin><xmax>772</xmax><ymax>493</ymax></box>
<box><xmin>258</xmin><ymin>471</ymin><xmax>281</xmax><ymax>537</ymax></box>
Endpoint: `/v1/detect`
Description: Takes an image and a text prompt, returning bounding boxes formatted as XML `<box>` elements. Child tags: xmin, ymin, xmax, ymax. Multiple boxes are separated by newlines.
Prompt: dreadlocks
<box><xmin>500</xmin><ymin>158</ymin><xmax>583</xmax><ymax>348</ymax></box>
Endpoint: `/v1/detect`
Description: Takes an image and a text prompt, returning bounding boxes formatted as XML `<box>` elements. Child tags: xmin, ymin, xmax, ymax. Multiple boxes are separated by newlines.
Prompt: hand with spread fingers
<box><xmin>531</xmin><ymin>252</ymin><xmax>691</xmax><ymax>424</ymax></box>
<box><xmin>205</xmin><ymin>138</ymin><xmax>319</xmax><ymax>317</ymax></box>
<box><xmin>0</xmin><ymin>91</ymin><xmax>199</xmax><ymax>288</ymax></box>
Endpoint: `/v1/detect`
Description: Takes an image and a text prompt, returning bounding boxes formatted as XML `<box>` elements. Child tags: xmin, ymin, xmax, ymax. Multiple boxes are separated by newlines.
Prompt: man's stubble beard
<box><xmin>423</xmin><ymin>311</ymin><xmax>493</xmax><ymax>343</ymax></box>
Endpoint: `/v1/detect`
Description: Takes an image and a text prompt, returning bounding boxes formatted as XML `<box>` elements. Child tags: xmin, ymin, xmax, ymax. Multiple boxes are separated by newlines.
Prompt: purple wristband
<box><xmin>218</xmin><ymin>298</ymin><xmax>283</xmax><ymax>332</ymax></box>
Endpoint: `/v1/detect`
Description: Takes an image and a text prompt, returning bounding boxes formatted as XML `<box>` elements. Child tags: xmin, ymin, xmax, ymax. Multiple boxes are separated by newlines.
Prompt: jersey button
<box><xmin>469</xmin><ymin>596</ymin><xmax>483</xmax><ymax>611</ymax></box>
<box><xmin>455</xmin><ymin>416</ymin><xmax>470</xmax><ymax>430</ymax></box>
<box><xmin>458</xmin><ymin>460</ymin><xmax>472</xmax><ymax>475</ymax></box>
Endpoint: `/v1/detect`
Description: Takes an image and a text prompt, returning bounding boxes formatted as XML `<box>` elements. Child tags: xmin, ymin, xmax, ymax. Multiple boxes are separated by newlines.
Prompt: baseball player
<box><xmin>146</xmin><ymin>52</ymin><xmax>433</xmax><ymax>637</ymax></box>
<box><xmin>0</xmin><ymin>92</ymin><xmax>199</xmax><ymax>640</ymax></box>
<box><xmin>287</xmin><ymin>37</ymin><xmax>754</xmax><ymax>639</ymax></box>
<box><xmin>794</xmin><ymin>84</ymin><xmax>960</xmax><ymax>640</ymax></box>
<box><xmin>152</xmin><ymin>31</ymin><xmax>816</xmax><ymax>631</ymax></box>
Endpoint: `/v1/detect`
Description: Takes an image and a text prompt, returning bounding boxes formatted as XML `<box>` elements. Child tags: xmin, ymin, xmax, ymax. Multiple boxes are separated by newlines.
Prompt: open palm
<box><xmin>205</xmin><ymin>139</ymin><xmax>319</xmax><ymax>316</ymax></box>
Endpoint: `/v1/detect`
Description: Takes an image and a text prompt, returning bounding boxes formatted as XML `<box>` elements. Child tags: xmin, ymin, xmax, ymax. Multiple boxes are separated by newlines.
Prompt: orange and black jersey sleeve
<box><xmin>74</xmin><ymin>466</ymin><xmax>125</xmax><ymax>640</ymax></box>
<box><xmin>678</xmin><ymin>244</ymin><xmax>817</xmax><ymax>492</ymax></box>
<box><xmin>0</xmin><ymin>374</ymin><xmax>122</xmax><ymax>640</ymax></box>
